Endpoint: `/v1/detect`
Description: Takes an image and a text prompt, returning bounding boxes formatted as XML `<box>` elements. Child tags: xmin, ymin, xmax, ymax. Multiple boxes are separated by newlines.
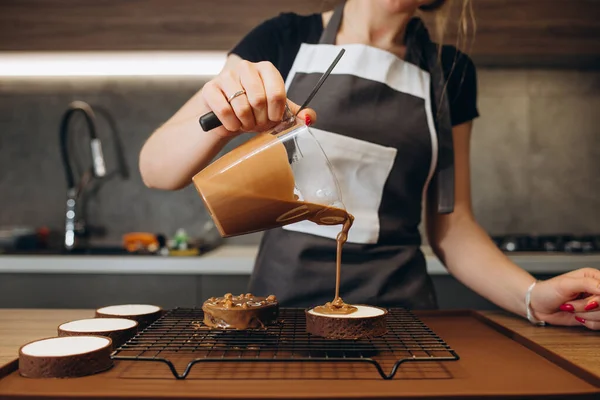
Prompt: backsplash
<box><xmin>0</xmin><ymin>69</ymin><xmax>598</xmax><ymax>247</ymax></box>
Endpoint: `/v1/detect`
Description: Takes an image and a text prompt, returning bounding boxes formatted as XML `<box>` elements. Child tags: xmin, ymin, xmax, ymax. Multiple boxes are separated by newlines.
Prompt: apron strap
<box><xmin>405</xmin><ymin>18</ymin><xmax>455</xmax><ymax>214</ymax></box>
<box><xmin>319</xmin><ymin>1</ymin><xmax>345</xmax><ymax>44</ymax></box>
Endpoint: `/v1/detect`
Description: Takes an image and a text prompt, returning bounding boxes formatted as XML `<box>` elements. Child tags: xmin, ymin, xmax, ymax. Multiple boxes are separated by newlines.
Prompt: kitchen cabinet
<box><xmin>0</xmin><ymin>0</ymin><xmax>598</xmax><ymax>68</ymax></box>
<box><xmin>0</xmin><ymin>270</ymin><xmax>570</xmax><ymax>310</ymax></box>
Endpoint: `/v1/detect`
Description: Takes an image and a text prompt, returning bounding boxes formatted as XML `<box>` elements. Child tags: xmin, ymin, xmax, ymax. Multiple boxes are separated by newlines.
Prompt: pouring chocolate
<box><xmin>192</xmin><ymin>117</ymin><xmax>357</xmax><ymax>315</ymax></box>
<box><xmin>193</xmin><ymin>49</ymin><xmax>358</xmax><ymax>314</ymax></box>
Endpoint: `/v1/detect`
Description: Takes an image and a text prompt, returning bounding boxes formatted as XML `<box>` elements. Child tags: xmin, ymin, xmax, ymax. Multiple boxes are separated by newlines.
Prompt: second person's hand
<box><xmin>201</xmin><ymin>59</ymin><xmax>316</xmax><ymax>136</ymax></box>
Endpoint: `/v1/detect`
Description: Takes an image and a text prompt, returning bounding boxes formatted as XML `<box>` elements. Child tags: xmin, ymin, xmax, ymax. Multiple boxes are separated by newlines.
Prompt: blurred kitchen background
<box><xmin>0</xmin><ymin>0</ymin><xmax>599</xmax><ymax>309</ymax></box>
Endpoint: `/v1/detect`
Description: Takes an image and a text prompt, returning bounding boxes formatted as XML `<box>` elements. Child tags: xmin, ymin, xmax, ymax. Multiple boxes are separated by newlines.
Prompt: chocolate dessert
<box><xmin>306</xmin><ymin>305</ymin><xmax>388</xmax><ymax>339</ymax></box>
<box><xmin>202</xmin><ymin>293</ymin><xmax>279</xmax><ymax>329</ymax></box>
<box><xmin>19</xmin><ymin>336</ymin><xmax>113</xmax><ymax>378</ymax></box>
<box><xmin>302</xmin><ymin>211</ymin><xmax>389</xmax><ymax>340</ymax></box>
<box><xmin>58</xmin><ymin>318</ymin><xmax>138</xmax><ymax>349</ymax></box>
<box><xmin>95</xmin><ymin>304</ymin><xmax>162</xmax><ymax>330</ymax></box>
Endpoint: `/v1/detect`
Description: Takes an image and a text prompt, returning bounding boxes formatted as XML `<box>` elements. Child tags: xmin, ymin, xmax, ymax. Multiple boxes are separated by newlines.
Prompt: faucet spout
<box><xmin>60</xmin><ymin>100</ymin><xmax>106</xmax><ymax>189</ymax></box>
<box><xmin>59</xmin><ymin>101</ymin><xmax>106</xmax><ymax>250</ymax></box>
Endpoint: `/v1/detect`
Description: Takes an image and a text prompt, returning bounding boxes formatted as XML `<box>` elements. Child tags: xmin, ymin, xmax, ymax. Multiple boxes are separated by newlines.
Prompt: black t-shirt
<box><xmin>230</xmin><ymin>12</ymin><xmax>479</xmax><ymax>126</ymax></box>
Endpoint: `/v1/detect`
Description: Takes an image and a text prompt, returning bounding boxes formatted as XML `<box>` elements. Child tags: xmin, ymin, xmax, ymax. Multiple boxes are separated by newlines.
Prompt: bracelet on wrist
<box><xmin>526</xmin><ymin>280</ymin><xmax>546</xmax><ymax>326</ymax></box>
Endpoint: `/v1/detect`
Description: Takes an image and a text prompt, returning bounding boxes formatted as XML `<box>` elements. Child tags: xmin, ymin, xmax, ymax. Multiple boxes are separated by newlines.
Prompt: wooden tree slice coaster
<box><xmin>95</xmin><ymin>304</ymin><xmax>162</xmax><ymax>329</ymax></box>
<box><xmin>305</xmin><ymin>305</ymin><xmax>388</xmax><ymax>339</ymax></box>
<box><xmin>58</xmin><ymin>318</ymin><xmax>138</xmax><ymax>348</ymax></box>
<box><xmin>19</xmin><ymin>336</ymin><xmax>113</xmax><ymax>378</ymax></box>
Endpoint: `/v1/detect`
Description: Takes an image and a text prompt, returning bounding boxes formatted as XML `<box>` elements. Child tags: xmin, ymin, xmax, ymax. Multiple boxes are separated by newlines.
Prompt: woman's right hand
<box><xmin>201</xmin><ymin>60</ymin><xmax>316</xmax><ymax>136</ymax></box>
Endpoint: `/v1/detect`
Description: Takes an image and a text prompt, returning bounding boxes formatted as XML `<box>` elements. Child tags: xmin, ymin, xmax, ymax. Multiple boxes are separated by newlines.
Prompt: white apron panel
<box><xmin>285</xmin><ymin>43</ymin><xmax>430</xmax><ymax>100</ymax></box>
<box><xmin>283</xmin><ymin>127</ymin><xmax>397</xmax><ymax>244</ymax></box>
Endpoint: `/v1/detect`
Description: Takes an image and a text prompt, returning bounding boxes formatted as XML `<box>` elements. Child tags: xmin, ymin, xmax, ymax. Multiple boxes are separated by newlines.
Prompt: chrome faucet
<box><xmin>59</xmin><ymin>101</ymin><xmax>106</xmax><ymax>251</ymax></box>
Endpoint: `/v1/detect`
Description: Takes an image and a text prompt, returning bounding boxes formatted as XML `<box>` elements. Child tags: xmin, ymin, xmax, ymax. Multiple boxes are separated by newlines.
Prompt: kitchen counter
<box><xmin>1</xmin><ymin>308</ymin><xmax>599</xmax><ymax>379</ymax></box>
<box><xmin>1</xmin><ymin>246</ymin><xmax>599</xmax><ymax>311</ymax></box>
<box><xmin>1</xmin><ymin>245</ymin><xmax>599</xmax><ymax>275</ymax></box>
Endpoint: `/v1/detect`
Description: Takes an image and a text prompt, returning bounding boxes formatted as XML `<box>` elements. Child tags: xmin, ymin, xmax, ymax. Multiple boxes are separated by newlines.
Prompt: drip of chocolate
<box><xmin>202</xmin><ymin>293</ymin><xmax>279</xmax><ymax>330</ymax></box>
<box><xmin>306</xmin><ymin>305</ymin><xmax>388</xmax><ymax>339</ymax></box>
<box><xmin>313</xmin><ymin>212</ymin><xmax>358</xmax><ymax>315</ymax></box>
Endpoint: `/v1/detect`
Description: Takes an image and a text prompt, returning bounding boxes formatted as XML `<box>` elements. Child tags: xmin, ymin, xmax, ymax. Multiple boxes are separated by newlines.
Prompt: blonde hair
<box><xmin>418</xmin><ymin>0</ymin><xmax>476</xmax><ymax>119</ymax></box>
<box><xmin>420</xmin><ymin>0</ymin><xmax>476</xmax><ymax>54</ymax></box>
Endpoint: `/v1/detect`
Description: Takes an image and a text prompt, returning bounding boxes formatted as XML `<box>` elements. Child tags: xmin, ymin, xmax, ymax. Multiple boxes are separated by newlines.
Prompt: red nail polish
<box><xmin>584</xmin><ymin>301</ymin><xmax>599</xmax><ymax>311</ymax></box>
<box><xmin>575</xmin><ymin>316</ymin><xmax>586</xmax><ymax>324</ymax></box>
<box><xmin>559</xmin><ymin>304</ymin><xmax>575</xmax><ymax>312</ymax></box>
<box><xmin>305</xmin><ymin>115</ymin><xmax>312</xmax><ymax>126</ymax></box>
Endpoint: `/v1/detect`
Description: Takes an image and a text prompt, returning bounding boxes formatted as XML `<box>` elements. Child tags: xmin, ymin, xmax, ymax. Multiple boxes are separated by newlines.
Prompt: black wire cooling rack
<box><xmin>110</xmin><ymin>308</ymin><xmax>459</xmax><ymax>380</ymax></box>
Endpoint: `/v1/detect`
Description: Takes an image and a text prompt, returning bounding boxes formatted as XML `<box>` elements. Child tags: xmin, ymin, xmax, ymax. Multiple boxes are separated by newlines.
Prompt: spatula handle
<box><xmin>199</xmin><ymin>111</ymin><xmax>222</xmax><ymax>132</ymax></box>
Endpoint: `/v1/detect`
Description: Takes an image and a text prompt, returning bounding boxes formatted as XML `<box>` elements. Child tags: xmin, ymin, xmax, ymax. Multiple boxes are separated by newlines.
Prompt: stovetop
<box><xmin>491</xmin><ymin>234</ymin><xmax>600</xmax><ymax>254</ymax></box>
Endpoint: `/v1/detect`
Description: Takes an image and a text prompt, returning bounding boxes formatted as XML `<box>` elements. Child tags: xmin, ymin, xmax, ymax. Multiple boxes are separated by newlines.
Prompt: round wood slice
<box><xmin>19</xmin><ymin>336</ymin><xmax>113</xmax><ymax>378</ymax></box>
<box><xmin>95</xmin><ymin>304</ymin><xmax>162</xmax><ymax>329</ymax></box>
<box><xmin>58</xmin><ymin>318</ymin><xmax>138</xmax><ymax>348</ymax></box>
<box><xmin>305</xmin><ymin>305</ymin><xmax>388</xmax><ymax>339</ymax></box>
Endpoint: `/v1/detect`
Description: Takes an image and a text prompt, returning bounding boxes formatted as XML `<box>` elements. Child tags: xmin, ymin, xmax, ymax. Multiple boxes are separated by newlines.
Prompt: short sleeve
<box><xmin>228</xmin><ymin>13</ymin><xmax>322</xmax><ymax>82</ymax></box>
<box><xmin>229</xmin><ymin>16</ymin><xmax>282</xmax><ymax>65</ymax></box>
<box><xmin>441</xmin><ymin>46</ymin><xmax>480</xmax><ymax>126</ymax></box>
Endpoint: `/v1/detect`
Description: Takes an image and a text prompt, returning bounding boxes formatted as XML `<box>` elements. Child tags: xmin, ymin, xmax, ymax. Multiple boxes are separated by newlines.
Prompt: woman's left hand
<box><xmin>530</xmin><ymin>268</ymin><xmax>600</xmax><ymax>330</ymax></box>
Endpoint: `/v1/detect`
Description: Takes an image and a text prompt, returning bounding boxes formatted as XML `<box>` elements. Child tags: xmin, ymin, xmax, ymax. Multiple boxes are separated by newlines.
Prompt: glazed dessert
<box><xmin>19</xmin><ymin>336</ymin><xmax>113</xmax><ymax>378</ymax></box>
<box><xmin>202</xmin><ymin>293</ymin><xmax>279</xmax><ymax>329</ymax></box>
<box><xmin>305</xmin><ymin>305</ymin><xmax>388</xmax><ymax>340</ymax></box>
<box><xmin>302</xmin><ymin>213</ymin><xmax>389</xmax><ymax>340</ymax></box>
<box><xmin>58</xmin><ymin>318</ymin><xmax>138</xmax><ymax>348</ymax></box>
<box><xmin>95</xmin><ymin>304</ymin><xmax>162</xmax><ymax>329</ymax></box>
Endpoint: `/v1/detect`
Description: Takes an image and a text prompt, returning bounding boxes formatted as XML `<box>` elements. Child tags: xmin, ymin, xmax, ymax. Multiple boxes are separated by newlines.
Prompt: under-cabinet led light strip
<box><xmin>0</xmin><ymin>52</ymin><xmax>228</xmax><ymax>77</ymax></box>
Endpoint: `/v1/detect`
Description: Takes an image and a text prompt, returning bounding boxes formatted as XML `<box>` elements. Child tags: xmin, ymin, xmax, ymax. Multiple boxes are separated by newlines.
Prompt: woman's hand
<box><xmin>201</xmin><ymin>60</ymin><xmax>316</xmax><ymax>136</ymax></box>
<box><xmin>530</xmin><ymin>268</ymin><xmax>600</xmax><ymax>330</ymax></box>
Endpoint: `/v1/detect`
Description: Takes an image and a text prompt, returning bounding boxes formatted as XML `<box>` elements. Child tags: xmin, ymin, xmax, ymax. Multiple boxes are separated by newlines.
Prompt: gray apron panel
<box><xmin>249</xmin><ymin>2</ymin><xmax>439</xmax><ymax>309</ymax></box>
<box><xmin>285</xmin><ymin>73</ymin><xmax>432</xmax><ymax>242</ymax></box>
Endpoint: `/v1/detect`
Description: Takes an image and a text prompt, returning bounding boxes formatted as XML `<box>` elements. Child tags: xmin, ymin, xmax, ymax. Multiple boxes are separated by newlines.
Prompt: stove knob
<box><xmin>501</xmin><ymin>238</ymin><xmax>518</xmax><ymax>252</ymax></box>
<box><xmin>543</xmin><ymin>241</ymin><xmax>557</xmax><ymax>252</ymax></box>
<box><xmin>582</xmin><ymin>241</ymin><xmax>593</xmax><ymax>253</ymax></box>
<box><xmin>565</xmin><ymin>240</ymin><xmax>582</xmax><ymax>253</ymax></box>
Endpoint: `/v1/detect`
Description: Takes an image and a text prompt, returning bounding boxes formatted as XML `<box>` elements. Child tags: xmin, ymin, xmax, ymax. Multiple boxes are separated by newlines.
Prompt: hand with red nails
<box><xmin>201</xmin><ymin>60</ymin><xmax>316</xmax><ymax>137</ymax></box>
<box><xmin>305</xmin><ymin>115</ymin><xmax>313</xmax><ymax>126</ymax></box>
<box><xmin>140</xmin><ymin>56</ymin><xmax>318</xmax><ymax>190</ymax></box>
<box><xmin>529</xmin><ymin>268</ymin><xmax>600</xmax><ymax>330</ymax></box>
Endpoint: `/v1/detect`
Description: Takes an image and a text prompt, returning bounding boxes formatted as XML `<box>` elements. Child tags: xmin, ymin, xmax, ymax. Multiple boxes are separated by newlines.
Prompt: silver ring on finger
<box><xmin>227</xmin><ymin>89</ymin><xmax>246</xmax><ymax>103</ymax></box>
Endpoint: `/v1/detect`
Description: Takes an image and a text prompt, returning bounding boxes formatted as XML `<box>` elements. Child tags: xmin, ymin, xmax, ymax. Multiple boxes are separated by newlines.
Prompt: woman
<box><xmin>140</xmin><ymin>0</ymin><xmax>600</xmax><ymax>329</ymax></box>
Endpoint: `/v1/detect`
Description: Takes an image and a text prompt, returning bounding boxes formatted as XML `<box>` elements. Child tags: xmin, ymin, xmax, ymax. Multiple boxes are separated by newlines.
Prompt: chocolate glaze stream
<box><xmin>313</xmin><ymin>212</ymin><xmax>357</xmax><ymax>315</ymax></box>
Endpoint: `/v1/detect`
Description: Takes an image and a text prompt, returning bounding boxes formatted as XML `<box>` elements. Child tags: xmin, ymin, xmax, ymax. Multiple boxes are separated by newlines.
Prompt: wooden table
<box><xmin>0</xmin><ymin>309</ymin><xmax>599</xmax><ymax>400</ymax></box>
<box><xmin>0</xmin><ymin>309</ymin><xmax>94</xmax><ymax>367</ymax></box>
<box><xmin>1</xmin><ymin>308</ymin><xmax>598</xmax><ymax>378</ymax></box>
